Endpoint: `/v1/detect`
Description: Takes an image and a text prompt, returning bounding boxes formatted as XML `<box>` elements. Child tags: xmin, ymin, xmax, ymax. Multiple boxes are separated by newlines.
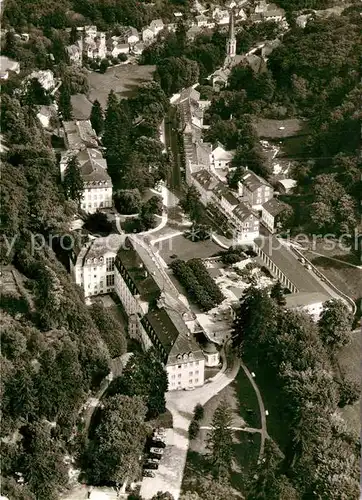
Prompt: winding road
<box><xmin>140</xmin><ymin>346</ymin><xmax>269</xmax><ymax>499</ymax></box>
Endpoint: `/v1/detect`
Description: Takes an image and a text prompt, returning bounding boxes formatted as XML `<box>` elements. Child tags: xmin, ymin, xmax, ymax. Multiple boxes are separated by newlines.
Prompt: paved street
<box><xmin>164</xmin><ymin>107</ymin><xmax>183</xmax><ymax>194</ymax></box>
<box><xmin>140</xmin><ymin>351</ymin><xmax>241</xmax><ymax>500</ymax></box>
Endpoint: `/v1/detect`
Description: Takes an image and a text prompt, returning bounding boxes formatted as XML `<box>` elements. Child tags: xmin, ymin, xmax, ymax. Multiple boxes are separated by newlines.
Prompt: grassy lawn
<box><xmin>71</xmin><ymin>64</ymin><xmax>155</xmax><ymax>119</ymax></box>
<box><xmin>244</xmin><ymin>360</ymin><xmax>290</xmax><ymax>452</ymax></box>
<box><xmin>158</xmin><ymin>234</ymin><xmax>222</xmax><ymax>264</ymax></box>
<box><xmin>337</xmin><ymin>329</ymin><xmax>361</xmax><ymax>434</ymax></box>
<box><xmin>183</xmin><ymin>364</ymin><xmax>262</xmax><ymax>496</ymax></box>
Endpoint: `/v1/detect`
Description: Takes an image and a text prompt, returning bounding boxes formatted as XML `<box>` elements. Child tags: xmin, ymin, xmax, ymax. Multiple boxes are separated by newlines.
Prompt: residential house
<box><xmin>114</xmin><ymin>235</ymin><xmax>205</xmax><ymax>390</ymax></box>
<box><xmin>27</xmin><ymin>70</ymin><xmax>55</xmax><ymax>91</ymax></box>
<box><xmin>213</xmin><ymin>183</ymin><xmax>239</xmax><ymax>215</ymax></box>
<box><xmin>0</xmin><ymin>55</ymin><xmax>20</xmax><ymax>79</ymax></box>
<box><xmin>142</xmin><ymin>27</ymin><xmax>155</xmax><ymax>44</ymax></box>
<box><xmin>238</xmin><ymin>170</ymin><xmax>273</xmax><ymax>210</ymax></box>
<box><xmin>276</xmin><ymin>179</ymin><xmax>297</xmax><ymax>194</ymax></box>
<box><xmin>36</xmin><ymin>104</ymin><xmax>58</xmax><ymax>129</ymax></box>
<box><xmin>149</xmin><ymin>19</ymin><xmax>164</xmax><ymax>36</ymax></box>
<box><xmin>285</xmin><ymin>292</ymin><xmax>331</xmax><ymax>322</ymax></box>
<box><xmin>264</xmin><ymin>4</ymin><xmax>285</xmax><ymax>22</ymax></box>
<box><xmin>296</xmin><ymin>14</ymin><xmax>313</xmax><ymax>28</ymax></box>
<box><xmin>60</xmin><ymin>148</ymin><xmax>113</xmax><ymax>213</ymax></box>
<box><xmin>62</xmin><ymin>120</ymin><xmax>99</xmax><ymax>150</ymax></box>
<box><xmin>132</xmin><ymin>42</ymin><xmax>145</xmax><ymax>56</ymax></box>
<box><xmin>70</xmin><ymin>233</ymin><xmax>125</xmax><ymax>298</ymax></box>
<box><xmin>261</xmin><ymin>197</ymin><xmax>291</xmax><ymax>233</ymax></box>
<box><xmin>231</xmin><ymin>202</ymin><xmax>260</xmax><ymax>242</ymax></box>
<box><xmin>84</xmin><ymin>33</ymin><xmax>106</xmax><ymax>60</ymax></box>
<box><xmin>212</xmin><ymin>8</ymin><xmax>230</xmax><ymax>25</ymax></box>
<box><xmin>111</xmin><ymin>43</ymin><xmax>130</xmax><ymax>57</ymax></box>
<box><xmin>235</xmin><ymin>8</ymin><xmax>247</xmax><ymax>20</ymax></box>
<box><xmin>66</xmin><ymin>43</ymin><xmax>82</xmax><ymax>66</ymax></box>
<box><xmin>142</xmin><ymin>307</ymin><xmax>205</xmax><ymax>390</ymax></box>
<box><xmin>195</xmin><ymin>14</ymin><xmax>213</xmax><ymax>28</ymax></box>
<box><xmin>125</xmin><ymin>27</ymin><xmax>139</xmax><ymax>45</ymax></box>
<box><xmin>84</xmin><ymin>25</ymin><xmax>97</xmax><ymax>40</ymax></box>
<box><xmin>186</xmin><ymin>26</ymin><xmax>202</xmax><ymax>41</ymax></box>
<box><xmin>210</xmin><ymin>67</ymin><xmax>230</xmax><ymax>91</ymax></box>
<box><xmin>210</xmin><ymin>142</ymin><xmax>235</xmax><ymax>169</ymax></box>
<box><xmin>191</xmin><ymin>169</ymin><xmax>219</xmax><ymax>204</ymax></box>
<box><xmin>254</xmin><ymin>1</ymin><xmax>285</xmax><ymax>22</ymax></box>
<box><xmin>261</xmin><ymin>39</ymin><xmax>281</xmax><ymax>60</ymax></box>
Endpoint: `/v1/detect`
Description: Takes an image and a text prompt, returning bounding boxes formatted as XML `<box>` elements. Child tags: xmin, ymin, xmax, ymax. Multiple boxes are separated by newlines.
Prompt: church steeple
<box><xmin>226</xmin><ymin>9</ymin><xmax>236</xmax><ymax>59</ymax></box>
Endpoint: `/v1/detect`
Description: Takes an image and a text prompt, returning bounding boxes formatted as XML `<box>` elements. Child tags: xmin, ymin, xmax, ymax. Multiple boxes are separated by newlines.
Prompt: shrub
<box><xmin>114</xmin><ymin>189</ymin><xmax>141</xmax><ymax>215</ymax></box>
<box><xmin>189</xmin><ymin>420</ymin><xmax>200</xmax><ymax>439</ymax></box>
<box><xmin>338</xmin><ymin>377</ymin><xmax>360</xmax><ymax>408</ymax></box>
<box><xmin>194</xmin><ymin>403</ymin><xmax>204</xmax><ymax>421</ymax></box>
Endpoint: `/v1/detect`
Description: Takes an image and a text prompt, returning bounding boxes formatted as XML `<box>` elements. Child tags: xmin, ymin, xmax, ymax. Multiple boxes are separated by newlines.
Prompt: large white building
<box><xmin>70</xmin><ymin>234</ymin><xmax>125</xmax><ymax>298</ymax></box>
<box><xmin>61</xmin><ymin>120</ymin><xmax>112</xmax><ymax>213</ymax></box>
<box><xmin>114</xmin><ymin>235</ymin><xmax>206</xmax><ymax>390</ymax></box>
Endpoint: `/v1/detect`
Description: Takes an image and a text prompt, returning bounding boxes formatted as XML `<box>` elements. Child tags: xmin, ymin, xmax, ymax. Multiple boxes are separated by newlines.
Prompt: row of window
<box><xmin>172</xmin><ymin>361</ymin><xmax>199</xmax><ymax>369</ymax></box>
<box><xmin>171</xmin><ymin>371</ymin><xmax>199</xmax><ymax>379</ymax></box>
<box><xmin>87</xmin><ymin>275</ymin><xmax>114</xmax><ymax>288</ymax></box>
<box><xmin>170</xmin><ymin>379</ymin><xmax>199</xmax><ymax>387</ymax></box>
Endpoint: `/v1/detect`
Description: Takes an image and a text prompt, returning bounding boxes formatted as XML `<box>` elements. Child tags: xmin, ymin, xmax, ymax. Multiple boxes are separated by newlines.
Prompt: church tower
<box><xmin>226</xmin><ymin>9</ymin><xmax>236</xmax><ymax>59</ymax></box>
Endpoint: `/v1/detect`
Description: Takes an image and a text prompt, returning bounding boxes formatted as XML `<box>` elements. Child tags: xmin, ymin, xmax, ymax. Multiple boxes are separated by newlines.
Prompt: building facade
<box><xmin>238</xmin><ymin>171</ymin><xmax>274</xmax><ymax>210</ymax></box>
<box><xmin>114</xmin><ymin>236</ymin><xmax>206</xmax><ymax>390</ymax></box>
<box><xmin>71</xmin><ymin>234</ymin><xmax>125</xmax><ymax>298</ymax></box>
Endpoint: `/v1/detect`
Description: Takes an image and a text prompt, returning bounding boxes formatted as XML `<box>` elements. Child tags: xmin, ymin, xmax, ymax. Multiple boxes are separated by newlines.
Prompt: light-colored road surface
<box><xmin>140</xmin><ymin>351</ymin><xmax>241</xmax><ymax>500</ymax></box>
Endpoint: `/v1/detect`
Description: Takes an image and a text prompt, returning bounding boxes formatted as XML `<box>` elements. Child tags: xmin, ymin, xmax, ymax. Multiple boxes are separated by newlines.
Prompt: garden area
<box><xmin>183</xmin><ymin>365</ymin><xmax>262</xmax><ymax>497</ymax></box>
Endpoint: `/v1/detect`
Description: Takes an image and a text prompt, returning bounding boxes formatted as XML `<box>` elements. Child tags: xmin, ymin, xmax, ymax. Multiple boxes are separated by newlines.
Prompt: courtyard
<box><xmin>157</xmin><ymin>234</ymin><xmax>222</xmax><ymax>264</ymax></box>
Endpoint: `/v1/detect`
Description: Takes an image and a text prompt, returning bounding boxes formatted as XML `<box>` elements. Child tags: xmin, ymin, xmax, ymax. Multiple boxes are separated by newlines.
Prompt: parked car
<box><xmin>151</xmin><ymin>440</ymin><xmax>166</xmax><ymax>448</ymax></box>
<box><xmin>154</xmin><ymin>427</ymin><xmax>166</xmax><ymax>436</ymax></box>
<box><xmin>150</xmin><ymin>447</ymin><xmax>164</xmax><ymax>455</ymax></box>
<box><xmin>143</xmin><ymin>469</ymin><xmax>156</xmax><ymax>477</ymax></box>
<box><xmin>143</xmin><ymin>462</ymin><xmax>158</xmax><ymax>470</ymax></box>
<box><xmin>146</xmin><ymin>458</ymin><xmax>159</xmax><ymax>463</ymax></box>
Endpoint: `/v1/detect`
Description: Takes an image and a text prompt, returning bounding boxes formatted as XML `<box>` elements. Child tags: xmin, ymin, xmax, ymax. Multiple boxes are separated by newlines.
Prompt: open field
<box><xmin>71</xmin><ymin>64</ymin><xmax>156</xmax><ymax>119</ymax></box>
<box><xmin>337</xmin><ymin>329</ymin><xmax>361</xmax><ymax>434</ymax></box>
<box><xmin>158</xmin><ymin>234</ymin><xmax>222</xmax><ymax>264</ymax></box>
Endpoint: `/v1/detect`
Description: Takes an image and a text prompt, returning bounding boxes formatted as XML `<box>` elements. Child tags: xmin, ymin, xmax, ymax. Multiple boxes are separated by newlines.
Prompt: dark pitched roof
<box><xmin>116</xmin><ymin>236</ymin><xmax>180</xmax><ymax>302</ymax></box>
<box><xmin>192</xmin><ymin>169</ymin><xmax>218</xmax><ymax>191</ymax></box>
<box><xmin>142</xmin><ymin>307</ymin><xmax>205</xmax><ymax>364</ymax></box>
<box><xmin>241</xmin><ymin>171</ymin><xmax>271</xmax><ymax>192</ymax></box>
<box><xmin>232</xmin><ymin>202</ymin><xmax>255</xmax><ymax>222</ymax></box>
<box><xmin>262</xmin><ymin>197</ymin><xmax>289</xmax><ymax>217</ymax></box>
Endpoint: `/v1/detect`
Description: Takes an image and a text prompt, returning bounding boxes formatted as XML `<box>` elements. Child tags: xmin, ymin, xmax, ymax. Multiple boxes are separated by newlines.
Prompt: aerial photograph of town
<box><xmin>0</xmin><ymin>0</ymin><xmax>361</xmax><ymax>498</ymax></box>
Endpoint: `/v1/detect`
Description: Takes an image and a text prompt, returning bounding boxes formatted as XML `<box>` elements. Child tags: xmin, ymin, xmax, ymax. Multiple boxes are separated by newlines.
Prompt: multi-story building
<box><xmin>191</xmin><ymin>169</ymin><xmax>219</xmax><ymax>204</ymax></box>
<box><xmin>61</xmin><ymin>148</ymin><xmax>113</xmax><ymax>213</ymax></box>
<box><xmin>84</xmin><ymin>32</ymin><xmax>106</xmax><ymax>60</ymax></box>
<box><xmin>63</xmin><ymin>119</ymin><xmax>99</xmax><ymax>150</ymax></box>
<box><xmin>142</xmin><ymin>307</ymin><xmax>205</xmax><ymax>391</ymax></box>
<box><xmin>70</xmin><ymin>233</ymin><xmax>125</xmax><ymax>298</ymax></box>
<box><xmin>114</xmin><ymin>235</ymin><xmax>205</xmax><ymax>390</ymax></box>
<box><xmin>231</xmin><ymin>202</ymin><xmax>260</xmax><ymax>242</ymax></box>
<box><xmin>124</xmin><ymin>27</ymin><xmax>139</xmax><ymax>45</ymax></box>
<box><xmin>61</xmin><ymin>120</ymin><xmax>112</xmax><ymax>213</ymax></box>
<box><xmin>210</xmin><ymin>142</ymin><xmax>235</xmax><ymax>169</ymax></box>
<box><xmin>261</xmin><ymin>197</ymin><xmax>291</xmax><ymax>233</ymax></box>
<box><xmin>238</xmin><ymin>170</ymin><xmax>273</xmax><ymax>210</ymax></box>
